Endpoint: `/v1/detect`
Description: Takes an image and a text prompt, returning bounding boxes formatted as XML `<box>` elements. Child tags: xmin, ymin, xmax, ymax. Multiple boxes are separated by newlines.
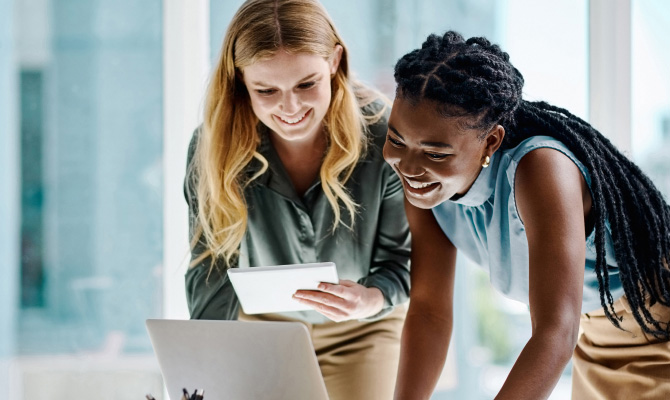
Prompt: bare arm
<box><xmin>394</xmin><ymin>198</ymin><xmax>458</xmax><ymax>400</ymax></box>
<box><xmin>496</xmin><ymin>148</ymin><xmax>588</xmax><ymax>399</ymax></box>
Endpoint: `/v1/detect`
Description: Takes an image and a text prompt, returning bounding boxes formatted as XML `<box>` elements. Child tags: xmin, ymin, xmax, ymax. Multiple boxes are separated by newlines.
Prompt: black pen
<box><xmin>145</xmin><ymin>395</ymin><xmax>156</xmax><ymax>400</ymax></box>
<box><xmin>182</xmin><ymin>388</ymin><xmax>190</xmax><ymax>400</ymax></box>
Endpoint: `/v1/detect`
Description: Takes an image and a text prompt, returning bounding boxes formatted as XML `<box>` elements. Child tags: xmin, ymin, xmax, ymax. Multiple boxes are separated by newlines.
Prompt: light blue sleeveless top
<box><xmin>432</xmin><ymin>136</ymin><xmax>624</xmax><ymax>313</ymax></box>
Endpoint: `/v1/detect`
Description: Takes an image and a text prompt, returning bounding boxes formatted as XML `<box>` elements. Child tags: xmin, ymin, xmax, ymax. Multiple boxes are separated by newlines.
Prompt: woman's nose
<box><xmin>279</xmin><ymin>91</ymin><xmax>300</xmax><ymax>115</ymax></box>
<box><xmin>397</xmin><ymin>156</ymin><xmax>425</xmax><ymax>178</ymax></box>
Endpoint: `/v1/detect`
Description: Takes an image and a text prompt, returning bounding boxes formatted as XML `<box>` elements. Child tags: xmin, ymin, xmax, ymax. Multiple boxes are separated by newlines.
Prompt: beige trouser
<box><xmin>572</xmin><ymin>295</ymin><xmax>670</xmax><ymax>399</ymax></box>
<box><xmin>239</xmin><ymin>305</ymin><xmax>406</xmax><ymax>400</ymax></box>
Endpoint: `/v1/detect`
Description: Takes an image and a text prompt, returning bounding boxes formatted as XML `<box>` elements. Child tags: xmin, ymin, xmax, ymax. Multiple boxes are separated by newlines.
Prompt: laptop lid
<box><xmin>146</xmin><ymin>319</ymin><xmax>329</xmax><ymax>400</ymax></box>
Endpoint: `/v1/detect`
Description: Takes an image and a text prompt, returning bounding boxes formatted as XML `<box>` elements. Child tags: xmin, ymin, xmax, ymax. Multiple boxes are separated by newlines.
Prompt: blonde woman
<box><xmin>183</xmin><ymin>0</ymin><xmax>410</xmax><ymax>398</ymax></box>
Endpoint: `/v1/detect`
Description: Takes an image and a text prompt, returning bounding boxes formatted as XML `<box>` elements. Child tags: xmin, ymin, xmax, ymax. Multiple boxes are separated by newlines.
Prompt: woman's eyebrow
<box><xmin>388</xmin><ymin>124</ymin><xmax>405</xmax><ymax>139</ymax></box>
<box><xmin>388</xmin><ymin>124</ymin><xmax>453</xmax><ymax>149</ymax></box>
<box><xmin>250</xmin><ymin>72</ymin><xmax>319</xmax><ymax>87</ymax></box>
<box><xmin>297</xmin><ymin>72</ymin><xmax>319</xmax><ymax>82</ymax></box>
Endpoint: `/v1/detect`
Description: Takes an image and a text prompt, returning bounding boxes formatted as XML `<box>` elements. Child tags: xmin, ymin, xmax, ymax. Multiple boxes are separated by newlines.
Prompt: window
<box><xmin>632</xmin><ymin>0</ymin><xmax>670</xmax><ymax>198</ymax></box>
<box><xmin>6</xmin><ymin>0</ymin><xmax>164</xmax><ymax>397</ymax></box>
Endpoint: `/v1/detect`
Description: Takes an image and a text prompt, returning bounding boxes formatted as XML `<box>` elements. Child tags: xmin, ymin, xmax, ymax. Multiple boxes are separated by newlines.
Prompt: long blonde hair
<box><xmin>189</xmin><ymin>0</ymin><xmax>385</xmax><ymax>268</ymax></box>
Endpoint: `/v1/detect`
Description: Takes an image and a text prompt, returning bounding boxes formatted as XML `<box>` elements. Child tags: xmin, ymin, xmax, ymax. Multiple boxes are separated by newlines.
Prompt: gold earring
<box><xmin>482</xmin><ymin>155</ymin><xmax>491</xmax><ymax>168</ymax></box>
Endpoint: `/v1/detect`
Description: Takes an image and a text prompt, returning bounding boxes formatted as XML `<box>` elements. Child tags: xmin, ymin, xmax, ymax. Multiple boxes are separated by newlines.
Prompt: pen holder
<box><xmin>180</xmin><ymin>388</ymin><xmax>204</xmax><ymax>400</ymax></box>
<box><xmin>145</xmin><ymin>388</ymin><xmax>204</xmax><ymax>400</ymax></box>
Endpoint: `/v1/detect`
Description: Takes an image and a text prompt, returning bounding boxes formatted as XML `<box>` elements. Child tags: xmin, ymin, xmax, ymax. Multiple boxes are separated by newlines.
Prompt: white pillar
<box><xmin>589</xmin><ymin>0</ymin><xmax>632</xmax><ymax>154</ymax></box>
<box><xmin>0</xmin><ymin>0</ymin><xmax>19</xmax><ymax>397</ymax></box>
<box><xmin>163</xmin><ymin>0</ymin><xmax>211</xmax><ymax>319</ymax></box>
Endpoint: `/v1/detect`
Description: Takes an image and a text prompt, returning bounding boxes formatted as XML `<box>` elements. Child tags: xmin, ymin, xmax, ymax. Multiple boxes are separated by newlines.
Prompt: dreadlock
<box><xmin>394</xmin><ymin>31</ymin><xmax>670</xmax><ymax>339</ymax></box>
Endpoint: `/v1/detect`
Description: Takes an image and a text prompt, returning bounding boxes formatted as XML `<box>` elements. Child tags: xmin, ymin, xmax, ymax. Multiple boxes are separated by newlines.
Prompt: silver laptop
<box><xmin>146</xmin><ymin>319</ymin><xmax>330</xmax><ymax>400</ymax></box>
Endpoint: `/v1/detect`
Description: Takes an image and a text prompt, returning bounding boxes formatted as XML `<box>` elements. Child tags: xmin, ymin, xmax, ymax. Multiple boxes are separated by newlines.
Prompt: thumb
<box><xmin>338</xmin><ymin>279</ymin><xmax>358</xmax><ymax>287</ymax></box>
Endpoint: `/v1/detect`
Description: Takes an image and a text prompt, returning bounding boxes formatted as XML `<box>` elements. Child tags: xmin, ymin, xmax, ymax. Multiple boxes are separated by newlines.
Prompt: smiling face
<box><xmin>383</xmin><ymin>96</ymin><xmax>504</xmax><ymax>209</ymax></box>
<box><xmin>241</xmin><ymin>48</ymin><xmax>342</xmax><ymax>146</ymax></box>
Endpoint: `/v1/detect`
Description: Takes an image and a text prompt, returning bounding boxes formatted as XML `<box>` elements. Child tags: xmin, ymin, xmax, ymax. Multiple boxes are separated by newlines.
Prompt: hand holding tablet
<box><xmin>292</xmin><ymin>279</ymin><xmax>386</xmax><ymax>322</ymax></box>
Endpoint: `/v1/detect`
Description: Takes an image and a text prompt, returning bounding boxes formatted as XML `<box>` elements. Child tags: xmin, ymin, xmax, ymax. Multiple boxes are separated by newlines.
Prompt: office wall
<box><xmin>0</xmin><ymin>0</ymin><xmax>19</xmax><ymax>396</ymax></box>
<box><xmin>15</xmin><ymin>0</ymin><xmax>164</xmax><ymax>355</ymax></box>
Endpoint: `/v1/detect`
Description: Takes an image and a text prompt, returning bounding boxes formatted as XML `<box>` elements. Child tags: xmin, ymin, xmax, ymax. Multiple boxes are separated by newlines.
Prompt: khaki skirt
<box><xmin>572</xmin><ymin>295</ymin><xmax>670</xmax><ymax>399</ymax></box>
<box><xmin>239</xmin><ymin>306</ymin><xmax>407</xmax><ymax>400</ymax></box>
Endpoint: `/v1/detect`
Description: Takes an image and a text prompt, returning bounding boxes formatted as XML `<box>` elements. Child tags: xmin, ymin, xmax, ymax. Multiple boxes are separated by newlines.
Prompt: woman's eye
<box><xmin>297</xmin><ymin>81</ymin><xmax>316</xmax><ymax>89</ymax></box>
<box><xmin>256</xmin><ymin>89</ymin><xmax>276</xmax><ymax>95</ymax></box>
<box><xmin>387</xmin><ymin>135</ymin><xmax>404</xmax><ymax>147</ymax></box>
<box><xmin>425</xmin><ymin>153</ymin><xmax>448</xmax><ymax>160</ymax></box>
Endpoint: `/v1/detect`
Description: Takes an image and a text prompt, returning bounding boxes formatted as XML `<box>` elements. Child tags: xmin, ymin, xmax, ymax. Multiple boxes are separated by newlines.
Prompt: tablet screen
<box><xmin>227</xmin><ymin>262</ymin><xmax>338</xmax><ymax>314</ymax></box>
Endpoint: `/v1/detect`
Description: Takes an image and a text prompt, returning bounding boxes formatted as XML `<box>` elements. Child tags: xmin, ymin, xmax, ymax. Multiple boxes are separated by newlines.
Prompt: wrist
<box><xmin>365</xmin><ymin>286</ymin><xmax>385</xmax><ymax>317</ymax></box>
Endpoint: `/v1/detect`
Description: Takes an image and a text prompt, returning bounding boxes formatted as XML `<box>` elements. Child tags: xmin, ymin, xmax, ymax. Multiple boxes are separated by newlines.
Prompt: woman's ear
<box><xmin>329</xmin><ymin>44</ymin><xmax>343</xmax><ymax>75</ymax></box>
<box><xmin>485</xmin><ymin>124</ymin><xmax>505</xmax><ymax>155</ymax></box>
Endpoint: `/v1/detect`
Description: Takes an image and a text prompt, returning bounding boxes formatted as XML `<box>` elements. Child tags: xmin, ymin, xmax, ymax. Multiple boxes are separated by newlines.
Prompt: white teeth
<box><xmin>279</xmin><ymin>112</ymin><xmax>307</xmax><ymax>124</ymax></box>
<box><xmin>405</xmin><ymin>179</ymin><xmax>435</xmax><ymax>189</ymax></box>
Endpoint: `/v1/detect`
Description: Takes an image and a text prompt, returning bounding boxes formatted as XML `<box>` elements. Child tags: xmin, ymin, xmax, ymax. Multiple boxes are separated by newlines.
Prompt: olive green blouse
<box><xmin>184</xmin><ymin>108</ymin><xmax>411</xmax><ymax>324</ymax></box>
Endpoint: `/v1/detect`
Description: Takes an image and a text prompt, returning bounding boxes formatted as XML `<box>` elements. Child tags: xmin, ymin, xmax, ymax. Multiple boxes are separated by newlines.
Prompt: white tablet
<box><xmin>227</xmin><ymin>262</ymin><xmax>339</xmax><ymax>314</ymax></box>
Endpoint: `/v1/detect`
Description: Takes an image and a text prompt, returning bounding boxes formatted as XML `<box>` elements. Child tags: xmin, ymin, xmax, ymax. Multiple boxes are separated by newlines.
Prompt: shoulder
<box><xmin>346</xmin><ymin>97</ymin><xmax>396</xmax><ymax>189</ymax></box>
<box><xmin>353</xmin><ymin>81</ymin><xmax>390</xmax><ymax>140</ymax></box>
<box><xmin>492</xmin><ymin>135</ymin><xmax>592</xmax><ymax>228</ymax></box>
<box><xmin>503</xmin><ymin>135</ymin><xmax>591</xmax><ymax>188</ymax></box>
<box><xmin>360</xmin><ymin>98</ymin><xmax>391</xmax><ymax>155</ymax></box>
<box><xmin>185</xmin><ymin>125</ymin><xmax>203</xmax><ymax>202</ymax></box>
<box><xmin>516</xmin><ymin>146</ymin><xmax>582</xmax><ymax>180</ymax></box>
<box><xmin>187</xmin><ymin>124</ymin><xmax>203</xmax><ymax>166</ymax></box>
<box><xmin>514</xmin><ymin>146</ymin><xmax>588</xmax><ymax>225</ymax></box>
<box><xmin>511</xmin><ymin>136</ymin><xmax>583</xmax><ymax>185</ymax></box>
<box><xmin>507</xmin><ymin>136</ymin><xmax>571</xmax><ymax>163</ymax></box>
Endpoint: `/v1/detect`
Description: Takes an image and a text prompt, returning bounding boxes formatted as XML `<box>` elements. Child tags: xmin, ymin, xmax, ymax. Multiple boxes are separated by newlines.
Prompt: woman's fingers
<box><xmin>293</xmin><ymin>281</ymin><xmax>380</xmax><ymax>321</ymax></box>
<box><xmin>317</xmin><ymin>280</ymin><xmax>362</xmax><ymax>301</ymax></box>
<box><xmin>293</xmin><ymin>290</ymin><xmax>349</xmax><ymax>310</ymax></box>
<box><xmin>292</xmin><ymin>294</ymin><xmax>348</xmax><ymax>320</ymax></box>
<box><xmin>316</xmin><ymin>282</ymin><xmax>347</xmax><ymax>298</ymax></box>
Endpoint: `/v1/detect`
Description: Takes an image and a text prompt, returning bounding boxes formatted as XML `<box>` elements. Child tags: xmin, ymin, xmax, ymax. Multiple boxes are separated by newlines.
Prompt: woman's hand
<box><xmin>292</xmin><ymin>280</ymin><xmax>385</xmax><ymax>322</ymax></box>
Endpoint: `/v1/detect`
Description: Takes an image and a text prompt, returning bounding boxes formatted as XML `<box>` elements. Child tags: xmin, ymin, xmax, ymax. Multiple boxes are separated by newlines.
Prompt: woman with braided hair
<box><xmin>384</xmin><ymin>31</ymin><xmax>670</xmax><ymax>399</ymax></box>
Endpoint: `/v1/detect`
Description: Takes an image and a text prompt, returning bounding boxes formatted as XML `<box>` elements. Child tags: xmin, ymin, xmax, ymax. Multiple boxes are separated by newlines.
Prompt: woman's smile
<box><xmin>402</xmin><ymin>178</ymin><xmax>441</xmax><ymax>198</ymax></box>
<box><xmin>274</xmin><ymin>108</ymin><xmax>312</xmax><ymax>126</ymax></box>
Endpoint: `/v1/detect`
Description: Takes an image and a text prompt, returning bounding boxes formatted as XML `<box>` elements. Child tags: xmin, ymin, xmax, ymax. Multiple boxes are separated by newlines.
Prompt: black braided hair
<box><xmin>395</xmin><ymin>31</ymin><xmax>670</xmax><ymax>339</ymax></box>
